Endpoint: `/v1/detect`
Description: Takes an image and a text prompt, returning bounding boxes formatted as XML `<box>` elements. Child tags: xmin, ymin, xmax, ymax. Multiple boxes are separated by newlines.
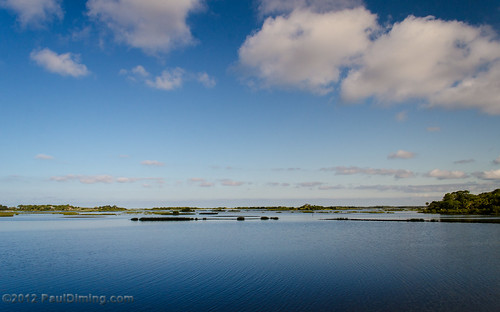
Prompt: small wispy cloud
<box><xmin>131</xmin><ymin>65</ymin><xmax>150</xmax><ymax>77</ymax></box>
<box><xmin>493</xmin><ymin>156</ymin><xmax>500</xmax><ymax>165</ymax></box>
<box><xmin>197</xmin><ymin>72</ymin><xmax>216</xmax><ymax>88</ymax></box>
<box><xmin>51</xmin><ymin>174</ymin><xmax>114</xmax><ymax>184</ymax></box>
<box><xmin>273</xmin><ymin>167</ymin><xmax>302</xmax><ymax>171</ymax></box>
<box><xmin>474</xmin><ymin>169</ymin><xmax>500</xmax><ymax>180</ymax></box>
<box><xmin>30</xmin><ymin>48</ymin><xmax>90</xmax><ymax>77</ymax></box>
<box><xmin>318</xmin><ymin>185</ymin><xmax>345</xmax><ymax>190</ymax></box>
<box><xmin>116</xmin><ymin>177</ymin><xmax>164</xmax><ymax>184</ymax></box>
<box><xmin>395</xmin><ymin>111</ymin><xmax>407</xmax><ymax>122</ymax></box>
<box><xmin>35</xmin><ymin>154</ymin><xmax>54</xmax><ymax>160</ymax></box>
<box><xmin>188</xmin><ymin>177</ymin><xmax>215</xmax><ymax>187</ymax></box>
<box><xmin>211</xmin><ymin>166</ymin><xmax>235</xmax><ymax>170</ymax></box>
<box><xmin>119</xmin><ymin>65</ymin><xmax>150</xmax><ymax>82</ymax></box>
<box><xmin>426</xmin><ymin>169</ymin><xmax>468</xmax><ymax>180</ymax></box>
<box><xmin>189</xmin><ymin>178</ymin><xmax>245</xmax><ymax>187</ymax></box>
<box><xmin>0</xmin><ymin>0</ymin><xmax>63</xmax><ymax>28</ymax></box>
<box><xmin>426</xmin><ymin>126</ymin><xmax>441</xmax><ymax>132</ymax></box>
<box><xmin>296</xmin><ymin>182</ymin><xmax>324</xmax><ymax>188</ymax></box>
<box><xmin>120</xmin><ymin>65</ymin><xmax>216</xmax><ymax>90</ymax></box>
<box><xmin>146</xmin><ymin>67</ymin><xmax>185</xmax><ymax>91</ymax></box>
<box><xmin>141</xmin><ymin>160</ymin><xmax>164</xmax><ymax>167</ymax></box>
<box><xmin>388</xmin><ymin>150</ymin><xmax>415</xmax><ymax>159</ymax></box>
<box><xmin>454</xmin><ymin>158</ymin><xmax>475</xmax><ymax>164</ymax></box>
<box><xmin>322</xmin><ymin>166</ymin><xmax>415</xmax><ymax>179</ymax></box>
<box><xmin>267</xmin><ymin>182</ymin><xmax>291</xmax><ymax>187</ymax></box>
<box><xmin>189</xmin><ymin>177</ymin><xmax>206</xmax><ymax>183</ymax></box>
<box><xmin>354</xmin><ymin>182</ymin><xmax>496</xmax><ymax>194</ymax></box>
<box><xmin>220</xmin><ymin>179</ymin><xmax>245</xmax><ymax>186</ymax></box>
<box><xmin>51</xmin><ymin>175</ymin><xmax>164</xmax><ymax>185</ymax></box>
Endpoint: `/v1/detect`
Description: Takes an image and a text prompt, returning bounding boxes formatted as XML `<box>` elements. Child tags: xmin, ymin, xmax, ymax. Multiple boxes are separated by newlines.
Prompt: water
<box><xmin>1</xmin><ymin>212</ymin><xmax>499</xmax><ymax>311</ymax></box>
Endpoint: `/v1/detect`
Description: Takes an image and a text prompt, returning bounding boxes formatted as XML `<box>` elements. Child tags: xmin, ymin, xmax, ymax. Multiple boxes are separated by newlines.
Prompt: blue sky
<box><xmin>1</xmin><ymin>0</ymin><xmax>499</xmax><ymax>208</ymax></box>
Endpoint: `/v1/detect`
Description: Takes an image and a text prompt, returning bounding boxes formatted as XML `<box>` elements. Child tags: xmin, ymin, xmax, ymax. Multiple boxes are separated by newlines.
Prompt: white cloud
<box><xmin>258</xmin><ymin>0</ymin><xmax>363</xmax><ymax>16</ymax></box>
<box><xmin>131</xmin><ymin>65</ymin><xmax>150</xmax><ymax>77</ymax></box>
<box><xmin>426</xmin><ymin>169</ymin><xmax>468</xmax><ymax>180</ymax></box>
<box><xmin>120</xmin><ymin>65</ymin><xmax>150</xmax><ymax>82</ymax></box>
<box><xmin>388</xmin><ymin>150</ymin><xmax>415</xmax><ymax>159</ymax></box>
<box><xmin>87</xmin><ymin>0</ymin><xmax>202</xmax><ymax>54</ymax></box>
<box><xmin>197</xmin><ymin>72</ymin><xmax>216</xmax><ymax>88</ymax></box>
<box><xmin>322</xmin><ymin>166</ymin><xmax>415</xmax><ymax>179</ymax></box>
<box><xmin>146</xmin><ymin>68</ymin><xmax>184</xmax><ymax>90</ymax></box>
<box><xmin>141</xmin><ymin>160</ymin><xmax>165</xmax><ymax>167</ymax></box>
<box><xmin>341</xmin><ymin>16</ymin><xmax>500</xmax><ymax>115</ymax></box>
<box><xmin>30</xmin><ymin>48</ymin><xmax>90</xmax><ymax>77</ymax></box>
<box><xmin>241</xmin><ymin>5</ymin><xmax>500</xmax><ymax>115</ymax></box>
<box><xmin>474</xmin><ymin>169</ymin><xmax>500</xmax><ymax>180</ymax></box>
<box><xmin>238</xmin><ymin>7</ymin><xmax>378</xmax><ymax>94</ymax></box>
<box><xmin>35</xmin><ymin>154</ymin><xmax>54</xmax><ymax>160</ymax></box>
<box><xmin>0</xmin><ymin>0</ymin><xmax>63</xmax><ymax>28</ymax></box>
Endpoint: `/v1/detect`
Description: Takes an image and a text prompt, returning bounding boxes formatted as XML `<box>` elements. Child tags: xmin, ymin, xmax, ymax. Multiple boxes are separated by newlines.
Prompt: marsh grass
<box><xmin>0</xmin><ymin>212</ymin><xmax>16</xmax><ymax>217</ymax></box>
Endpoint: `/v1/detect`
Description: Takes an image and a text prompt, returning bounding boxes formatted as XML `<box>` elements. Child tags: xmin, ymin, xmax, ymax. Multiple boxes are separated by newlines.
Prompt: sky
<box><xmin>1</xmin><ymin>0</ymin><xmax>499</xmax><ymax>208</ymax></box>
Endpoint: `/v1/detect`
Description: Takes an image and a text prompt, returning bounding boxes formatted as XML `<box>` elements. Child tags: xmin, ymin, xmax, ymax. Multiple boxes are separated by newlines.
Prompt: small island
<box><xmin>423</xmin><ymin>189</ymin><xmax>500</xmax><ymax>215</ymax></box>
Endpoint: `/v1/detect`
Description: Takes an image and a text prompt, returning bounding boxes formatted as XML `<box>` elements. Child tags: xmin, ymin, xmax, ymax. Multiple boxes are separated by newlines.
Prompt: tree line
<box><xmin>424</xmin><ymin>189</ymin><xmax>500</xmax><ymax>215</ymax></box>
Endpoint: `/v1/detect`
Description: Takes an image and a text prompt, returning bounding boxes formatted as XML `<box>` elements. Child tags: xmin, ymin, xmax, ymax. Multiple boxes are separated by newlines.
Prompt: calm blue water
<box><xmin>1</xmin><ymin>212</ymin><xmax>499</xmax><ymax>311</ymax></box>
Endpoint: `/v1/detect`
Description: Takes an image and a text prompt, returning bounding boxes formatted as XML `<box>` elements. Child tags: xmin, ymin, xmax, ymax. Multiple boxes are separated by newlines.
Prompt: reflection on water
<box><xmin>0</xmin><ymin>212</ymin><xmax>499</xmax><ymax>311</ymax></box>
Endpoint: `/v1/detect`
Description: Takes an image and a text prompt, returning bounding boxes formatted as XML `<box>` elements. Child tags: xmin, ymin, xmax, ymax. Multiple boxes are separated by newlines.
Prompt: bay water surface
<box><xmin>1</xmin><ymin>211</ymin><xmax>499</xmax><ymax>311</ymax></box>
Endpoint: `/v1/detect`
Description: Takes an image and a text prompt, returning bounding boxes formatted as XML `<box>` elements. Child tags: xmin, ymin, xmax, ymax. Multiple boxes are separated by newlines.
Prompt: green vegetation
<box><xmin>423</xmin><ymin>189</ymin><xmax>500</xmax><ymax>215</ymax></box>
<box><xmin>7</xmin><ymin>203</ymin><xmax>424</xmax><ymax>215</ymax></box>
<box><xmin>60</xmin><ymin>211</ymin><xmax>79</xmax><ymax>215</ymax></box>
<box><xmin>17</xmin><ymin>204</ymin><xmax>79</xmax><ymax>211</ymax></box>
<box><xmin>230</xmin><ymin>204</ymin><xmax>420</xmax><ymax>212</ymax></box>
<box><xmin>0</xmin><ymin>212</ymin><xmax>16</xmax><ymax>217</ymax></box>
<box><xmin>92</xmin><ymin>205</ymin><xmax>127</xmax><ymax>211</ymax></box>
<box><xmin>15</xmin><ymin>204</ymin><xmax>126</xmax><ymax>212</ymax></box>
